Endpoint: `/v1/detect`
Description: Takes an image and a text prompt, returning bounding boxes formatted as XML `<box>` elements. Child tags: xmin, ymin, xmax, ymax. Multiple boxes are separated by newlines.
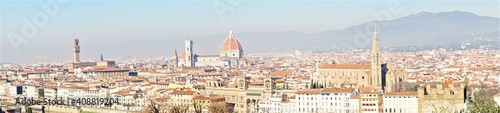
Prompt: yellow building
<box><xmin>193</xmin><ymin>95</ymin><xmax>226</xmax><ymax>113</ymax></box>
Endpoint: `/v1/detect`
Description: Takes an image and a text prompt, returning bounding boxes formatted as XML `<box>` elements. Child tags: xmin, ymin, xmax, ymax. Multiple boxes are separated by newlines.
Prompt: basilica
<box><xmin>312</xmin><ymin>28</ymin><xmax>407</xmax><ymax>92</ymax></box>
<box><xmin>174</xmin><ymin>29</ymin><xmax>248</xmax><ymax>68</ymax></box>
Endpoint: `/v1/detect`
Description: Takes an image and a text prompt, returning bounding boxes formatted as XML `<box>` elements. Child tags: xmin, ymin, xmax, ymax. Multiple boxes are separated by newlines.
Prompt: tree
<box><xmin>27</xmin><ymin>107</ymin><xmax>32</xmax><ymax>113</ymax></box>
<box><xmin>431</xmin><ymin>104</ymin><xmax>459</xmax><ymax>113</ymax></box>
<box><xmin>468</xmin><ymin>90</ymin><xmax>500</xmax><ymax>113</ymax></box>
<box><xmin>38</xmin><ymin>88</ymin><xmax>44</xmax><ymax>98</ymax></box>
<box><xmin>142</xmin><ymin>98</ymin><xmax>161</xmax><ymax>113</ymax></box>
<box><xmin>411</xmin><ymin>84</ymin><xmax>419</xmax><ymax>91</ymax></box>
<box><xmin>169</xmin><ymin>105</ymin><xmax>189</xmax><ymax>113</ymax></box>
<box><xmin>209</xmin><ymin>102</ymin><xmax>228</xmax><ymax>113</ymax></box>
<box><xmin>133</xmin><ymin>93</ymin><xmax>139</xmax><ymax>100</ymax></box>
<box><xmin>142</xmin><ymin>94</ymin><xmax>167</xmax><ymax>113</ymax></box>
<box><xmin>193</xmin><ymin>101</ymin><xmax>202</xmax><ymax>113</ymax></box>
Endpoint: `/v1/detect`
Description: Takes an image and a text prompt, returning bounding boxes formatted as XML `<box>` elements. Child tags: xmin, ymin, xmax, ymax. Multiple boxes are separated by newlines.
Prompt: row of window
<box><xmin>362</xmin><ymin>103</ymin><xmax>376</xmax><ymax>106</ymax></box>
<box><xmin>362</xmin><ymin>109</ymin><xmax>377</xmax><ymax>111</ymax></box>
<box><xmin>384</xmin><ymin>96</ymin><xmax>417</xmax><ymax>98</ymax></box>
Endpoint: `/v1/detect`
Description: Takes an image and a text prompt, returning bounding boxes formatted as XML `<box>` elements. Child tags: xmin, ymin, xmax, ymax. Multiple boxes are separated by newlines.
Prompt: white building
<box><xmin>0</xmin><ymin>84</ymin><xmax>8</xmax><ymax>96</ymax></box>
<box><xmin>296</xmin><ymin>88</ymin><xmax>357</xmax><ymax>113</ymax></box>
<box><xmin>44</xmin><ymin>86</ymin><xmax>58</xmax><ymax>99</ymax></box>
<box><xmin>9</xmin><ymin>85</ymin><xmax>22</xmax><ymax>97</ymax></box>
<box><xmin>258</xmin><ymin>97</ymin><xmax>284</xmax><ymax>113</ymax></box>
<box><xmin>282</xmin><ymin>96</ymin><xmax>297</xmax><ymax>113</ymax></box>
<box><xmin>493</xmin><ymin>93</ymin><xmax>500</xmax><ymax>106</ymax></box>
<box><xmin>57</xmin><ymin>87</ymin><xmax>70</xmax><ymax>101</ymax></box>
<box><xmin>350</xmin><ymin>95</ymin><xmax>360</xmax><ymax>113</ymax></box>
<box><xmin>382</xmin><ymin>92</ymin><xmax>418</xmax><ymax>113</ymax></box>
<box><xmin>24</xmin><ymin>85</ymin><xmax>39</xmax><ymax>99</ymax></box>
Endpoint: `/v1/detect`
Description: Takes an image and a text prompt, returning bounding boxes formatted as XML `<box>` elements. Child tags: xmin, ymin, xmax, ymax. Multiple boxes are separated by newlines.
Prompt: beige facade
<box><xmin>360</xmin><ymin>91</ymin><xmax>380</xmax><ymax>113</ymax></box>
<box><xmin>205</xmin><ymin>76</ymin><xmax>297</xmax><ymax>113</ymax></box>
<box><xmin>417</xmin><ymin>83</ymin><xmax>466</xmax><ymax>113</ymax></box>
<box><xmin>193</xmin><ymin>95</ymin><xmax>226</xmax><ymax>113</ymax></box>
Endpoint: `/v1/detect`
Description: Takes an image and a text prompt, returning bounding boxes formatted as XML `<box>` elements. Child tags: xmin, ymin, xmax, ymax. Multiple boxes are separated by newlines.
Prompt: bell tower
<box><xmin>185</xmin><ymin>40</ymin><xmax>194</xmax><ymax>67</ymax></box>
<box><xmin>371</xmin><ymin>27</ymin><xmax>382</xmax><ymax>88</ymax></box>
<box><xmin>73</xmin><ymin>38</ymin><xmax>80</xmax><ymax>63</ymax></box>
<box><xmin>173</xmin><ymin>49</ymin><xmax>178</xmax><ymax>68</ymax></box>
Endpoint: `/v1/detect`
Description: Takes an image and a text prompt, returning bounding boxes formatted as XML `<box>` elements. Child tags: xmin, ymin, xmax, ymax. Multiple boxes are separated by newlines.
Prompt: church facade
<box><xmin>174</xmin><ymin>29</ymin><xmax>248</xmax><ymax>68</ymax></box>
<box><xmin>312</xmin><ymin>28</ymin><xmax>407</xmax><ymax>92</ymax></box>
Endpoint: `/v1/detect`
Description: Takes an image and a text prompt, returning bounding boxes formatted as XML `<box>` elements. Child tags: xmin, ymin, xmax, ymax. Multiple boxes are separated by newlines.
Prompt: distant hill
<box><xmin>189</xmin><ymin>11</ymin><xmax>499</xmax><ymax>53</ymax></box>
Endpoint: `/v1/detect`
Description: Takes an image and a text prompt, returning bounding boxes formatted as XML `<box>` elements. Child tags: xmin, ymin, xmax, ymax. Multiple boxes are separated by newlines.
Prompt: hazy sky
<box><xmin>1</xmin><ymin>0</ymin><xmax>499</xmax><ymax>63</ymax></box>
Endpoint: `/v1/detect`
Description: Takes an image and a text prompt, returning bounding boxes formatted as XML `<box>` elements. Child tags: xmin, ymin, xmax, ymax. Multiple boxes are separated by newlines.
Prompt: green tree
<box><xmin>38</xmin><ymin>88</ymin><xmax>44</xmax><ymax>98</ymax></box>
<box><xmin>27</xmin><ymin>107</ymin><xmax>32</xmax><ymax>113</ymax></box>
<box><xmin>133</xmin><ymin>93</ymin><xmax>139</xmax><ymax>99</ymax></box>
<box><xmin>468</xmin><ymin>90</ymin><xmax>500</xmax><ymax>113</ymax></box>
<box><xmin>411</xmin><ymin>84</ymin><xmax>419</xmax><ymax>91</ymax></box>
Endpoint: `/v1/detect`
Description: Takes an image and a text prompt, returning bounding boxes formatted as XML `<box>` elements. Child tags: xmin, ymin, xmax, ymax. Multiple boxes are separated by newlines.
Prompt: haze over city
<box><xmin>1</xmin><ymin>0</ymin><xmax>499</xmax><ymax>63</ymax></box>
<box><xmin>0</xmin><ymin>1</ymin><xmax>499</xmax><ymax>112</ymax></box>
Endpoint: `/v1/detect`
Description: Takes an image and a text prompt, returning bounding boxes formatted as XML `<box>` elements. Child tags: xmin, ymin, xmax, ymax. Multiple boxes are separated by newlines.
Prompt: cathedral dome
<box><xmin>220</xmin><ymin>30</ymin><xmax>243</xmax><ymax>51</ymax></box>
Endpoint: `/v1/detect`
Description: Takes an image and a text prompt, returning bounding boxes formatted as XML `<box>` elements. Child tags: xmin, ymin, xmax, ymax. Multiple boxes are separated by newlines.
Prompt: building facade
<box><xmin>383</xmin><ymin>92</ymin><xmax>418</xmax><ymax>113</ymax></box>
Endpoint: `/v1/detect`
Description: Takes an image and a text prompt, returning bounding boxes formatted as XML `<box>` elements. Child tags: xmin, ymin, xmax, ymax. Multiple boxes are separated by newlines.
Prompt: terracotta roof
<box><xmin>150</xmin><ymin>82</ymin><xmax>169</xmax><ymax>85</ymax></box>
<box><xmin>155</xmin><ymin>97</ymin><xmax>170</xmax><ymax>101</ymax></box>
<box><xmin>179</xmin><ymin>52</ymin><xmax>186</xmax><ymax>59</ymax></box>
<box><xmin>193</xmin><ymin>96</ymin><xmax>225</xmax><ymax>100</ymax></box>
<box><xmin>384</xmin><ymin>92</ymin><xmax>418</xmax><ymax>96</ymax></box>
<box><xmin>270</xmin><ymin>71</ymin><xmax>293</xmax><ymax>75</ymax></box>
<box><xmin>319</xmin><ymin>64</ymin><xmax>371</xmax><ymax>69</ymax></box>
<box><xmin>320</xmin><ymin>88</ymin><xmax>354</xmax><ymax>93</ymax></box>
<box><xmin>239</xmin><ymin>57</ymin><xmax>247</xmax><ymax>61</ymax></box>
<box><xmin>197</xmin><ymin>55</ymin><xmax>219</xmax><ymax>57</ymax></box>
<box><xmin>170</xmin><ymin>91</ymin><xmax>197</xmax><ymax>95</ymax></box>
<box><xmin>297</xmin><ymin>90</ymin><xmax>320</xmax><ymax>94</ymax></box>
<box><xmin>220</xmin><ymin>30</ymin><xmax>243</xmax><ymax>51</ymax></box>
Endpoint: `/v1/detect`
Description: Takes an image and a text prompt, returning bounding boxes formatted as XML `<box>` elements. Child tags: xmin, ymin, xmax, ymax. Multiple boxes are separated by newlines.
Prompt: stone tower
<box><xmin>99</xmin><ymin>53</ymin><xmax>104</xmax><ymax>61</ymax></box>
<box><xmin>73</xmin><ymin>38</ymin><xmax>80</xmax><ymax>63</ymax></box>
<box><xmin>371</xmin><ymin>27</ymin><xmax>382</xmax><ymax>88</ymax></box>
<box><xmin>174</xmin><ymin>49</ymin><xmax>178</xmax><ymax>68</ymax></box>
<box><xmin>185</xmin><ymin>40</ymin><xmax>194</xmax><ymax>67</ymax></box>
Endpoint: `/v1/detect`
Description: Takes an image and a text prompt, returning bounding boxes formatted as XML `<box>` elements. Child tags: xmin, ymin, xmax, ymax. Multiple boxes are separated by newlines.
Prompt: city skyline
<box><xmin>1</xmin><ymin>0</ymin><xmax>499</xmax><ymax>63</ymax></box>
